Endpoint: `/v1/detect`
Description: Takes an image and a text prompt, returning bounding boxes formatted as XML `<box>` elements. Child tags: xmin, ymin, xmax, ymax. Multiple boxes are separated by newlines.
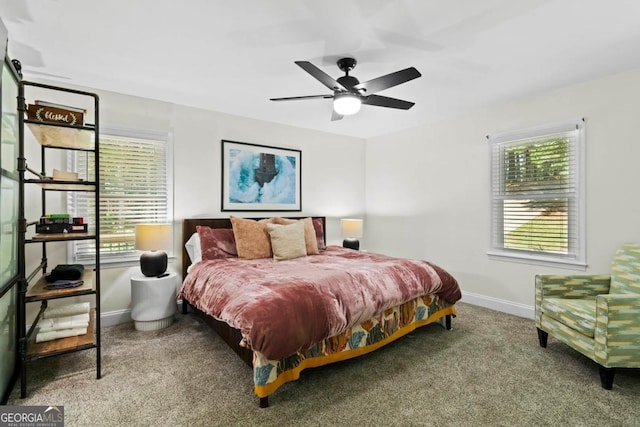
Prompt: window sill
<box><xmin>487</xmin><ymin>250</ymin><xmax>587</xmax><ymax>271</ymax></box>
<box><xmin>71</xmin><ymin>255</ymin><xmax>176</xmax><ymax>270</ymax></box>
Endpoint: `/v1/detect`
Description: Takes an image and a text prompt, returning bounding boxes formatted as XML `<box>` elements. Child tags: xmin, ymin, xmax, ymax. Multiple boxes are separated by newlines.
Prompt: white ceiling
<box><xmin>2</xmin><ymin>0</ymin><xmax>640</xmax><ymax>139</ymax></box>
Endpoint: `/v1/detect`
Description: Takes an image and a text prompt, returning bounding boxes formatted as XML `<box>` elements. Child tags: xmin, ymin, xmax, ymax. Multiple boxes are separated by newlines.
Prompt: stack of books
<box><xmin>36</xmin><ymin>214</ymin><xmax>87</xmax><ymax>234</ymax></box>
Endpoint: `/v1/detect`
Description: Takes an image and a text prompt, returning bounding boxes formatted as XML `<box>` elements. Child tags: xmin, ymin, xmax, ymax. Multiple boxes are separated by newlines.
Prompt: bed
<box><xmin>179</xmin><ymin>216</ymin><xmax>461</xmax><ymax>407</ymax></box>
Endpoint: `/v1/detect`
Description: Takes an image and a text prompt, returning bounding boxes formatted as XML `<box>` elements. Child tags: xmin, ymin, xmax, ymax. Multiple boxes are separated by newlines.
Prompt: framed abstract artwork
<box><xmin>221</xmin><ymin>140</ymin><xmax>301</xmax><ymax>211</ymax></box>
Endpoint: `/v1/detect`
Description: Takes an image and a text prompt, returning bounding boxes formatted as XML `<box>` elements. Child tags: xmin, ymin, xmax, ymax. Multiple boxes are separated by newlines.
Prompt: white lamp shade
<box><xmin>135</xmin><ymin>224</ymin><xmax>171</xmax><ymax>251</ymax></box>
<box><xmin>333</xmin><ymin>93</ymin><xmax>361</xmax><ymax>115</ymax></box>
<box><xmin>341</xmin><ymin>219</ymin><xmax>363</xmax><ymax>239</ymax></box>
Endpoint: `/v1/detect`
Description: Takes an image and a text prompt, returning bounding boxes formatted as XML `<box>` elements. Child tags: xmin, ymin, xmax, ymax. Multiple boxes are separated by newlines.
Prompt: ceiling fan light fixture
<box><xmin>272</xmin><ymin>59</ymin><xmax>420</xmax><ymax>120</ymax></box>
<box><xmin>333</xmin><ymin>93</ymin><xmax>361</xmax><ymax>115</ymax></box>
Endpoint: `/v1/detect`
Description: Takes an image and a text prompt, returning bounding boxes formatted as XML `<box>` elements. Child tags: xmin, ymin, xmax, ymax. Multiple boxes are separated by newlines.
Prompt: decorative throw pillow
<box><xmin>312</xmin><ymin>218</ymin><xmax>326</xmax><ymax>250</ymax></box>
<box><xmin>230</xmin><ymin>216</ymin><xmax>274</xmax><ymax>259</ymax></box>
<box><xmin>196</xmin><ymin>226</ymin><xmax>237</xmax><ymax>260</ymax></box>
<box><xmin>266</xmin><ymin>222</ymin><xmax>307</xmax><ymax>261</ymax></box>
<box><xmin>272</xmin><ymin>217</ymin><xmax>319</xmax><ymax>255</ymax></box>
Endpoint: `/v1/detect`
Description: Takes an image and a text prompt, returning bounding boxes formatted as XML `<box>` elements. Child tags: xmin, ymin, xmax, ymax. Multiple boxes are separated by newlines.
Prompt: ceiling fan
<box><xmin>270</xmin><ymin>58</ymin><xmax>421</xmax><ymax>121</ymax></box>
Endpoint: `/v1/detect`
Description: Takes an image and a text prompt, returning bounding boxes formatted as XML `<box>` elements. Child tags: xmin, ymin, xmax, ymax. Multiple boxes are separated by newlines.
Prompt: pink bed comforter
<box><xmin>179</xmin><ymin>246</ymin><xmax>461</xmax><ymax>360</ymax></box>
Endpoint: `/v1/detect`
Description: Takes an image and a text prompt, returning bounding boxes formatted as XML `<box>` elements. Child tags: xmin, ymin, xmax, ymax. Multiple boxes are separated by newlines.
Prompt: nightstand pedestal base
<box><xmin>134</xmin><ymin>316</ymin><xmax>174</xmax><ymax>331</ymax></box>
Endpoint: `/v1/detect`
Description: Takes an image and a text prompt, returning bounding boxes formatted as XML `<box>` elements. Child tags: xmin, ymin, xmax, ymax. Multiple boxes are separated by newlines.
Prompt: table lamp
<box><xmin>341</xmin><ymin>218</ymin><xmax>363</xmax><ymax>250</ymax></box>
<box><xmin>135</xmin><ymin>224</ymin><xmax>171</xmax><ymax>277</ymax></box>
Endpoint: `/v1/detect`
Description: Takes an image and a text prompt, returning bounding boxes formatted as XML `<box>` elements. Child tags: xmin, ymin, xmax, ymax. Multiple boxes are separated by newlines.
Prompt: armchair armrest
<box><xmin>594</xmin><ymin>294</ymin><xmax>640</xmax><ymax>367</ymax></box>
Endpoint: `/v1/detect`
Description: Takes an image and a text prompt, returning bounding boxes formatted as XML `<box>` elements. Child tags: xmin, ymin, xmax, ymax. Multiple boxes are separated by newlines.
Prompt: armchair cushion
<box><xmin>542</xmin><ymin>297</ymin><xmax>596</xmax><ymax>337</ymax></box>
<box><xmin>609</xmin><ymin>243</ymin><xmax>640</xmax><ymax>294</ymax></box>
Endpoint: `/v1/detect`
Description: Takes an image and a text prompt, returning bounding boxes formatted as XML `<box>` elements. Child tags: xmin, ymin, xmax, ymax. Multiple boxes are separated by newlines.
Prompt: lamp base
<box><xmin>140</xmin><ymin>251</ymin><xmax>168</xmax><ymax>277</ymax></box>
<box><xmin>343</xmin><ymin>239</ymin><xmax>360</xmax><ymax>250</ymax></box>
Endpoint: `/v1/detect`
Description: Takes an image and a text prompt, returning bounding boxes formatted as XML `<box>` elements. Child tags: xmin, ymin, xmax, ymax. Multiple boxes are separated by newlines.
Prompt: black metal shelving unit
<box><xmin>17</xmin><ymin>81</ymin><xmax>101</xmax><ymax>398</ymax></box>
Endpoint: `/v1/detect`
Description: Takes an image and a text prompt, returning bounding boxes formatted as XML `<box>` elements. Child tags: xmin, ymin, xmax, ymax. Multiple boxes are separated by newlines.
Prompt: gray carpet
<box><xmin>8</xmin><ymin>303</ymin><xmax>640</xmax><ymax>426</ymax></box>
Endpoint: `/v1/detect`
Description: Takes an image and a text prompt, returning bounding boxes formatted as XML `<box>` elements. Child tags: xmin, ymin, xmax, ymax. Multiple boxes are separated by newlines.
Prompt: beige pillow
<box><xmin>266</xmin><ymin>221</ymin><xmax>307</xmax><ymax>261</ymax></box>
<box><xmin>230</xmin><ymin>216</ymin><xmax>275</xmax><ymax>259</ymax></box>
<box><xmin>271</xmin><ymin>217</ymin><xmax>319</xmax><ymax>255</ymax></box>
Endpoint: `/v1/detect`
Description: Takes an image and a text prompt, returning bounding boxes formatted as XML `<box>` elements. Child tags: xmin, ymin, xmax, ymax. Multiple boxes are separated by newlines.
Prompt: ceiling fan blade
<box><xmin>353</xmin><ymin>67</ymin><xmax>421</xmax><ymax>94</ymax></box>
<box><xmin>331</xmin><ymin>110</ymin><xmax>344</xmax><ymax>121</ymax></box>
<box><xmin>295</xmin><ymin>61</ymin><xmax>347</xmax><ymax>91</ymax></box>
<box><xmin>270</xmin><ymin>94</ymin><xmax>333</xmax><ymax>101</ymax></box>
<box><xmin>362</xmin><ymin>94</ymin><xmax>415</xmax><ymax>110</ymax></box>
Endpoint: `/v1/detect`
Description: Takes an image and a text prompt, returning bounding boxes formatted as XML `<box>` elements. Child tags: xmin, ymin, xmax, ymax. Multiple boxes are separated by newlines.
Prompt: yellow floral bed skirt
<box><xmin>253</xmin><ymin>295</ymin><xmax>456</xmax><ymax>398</ymax></box>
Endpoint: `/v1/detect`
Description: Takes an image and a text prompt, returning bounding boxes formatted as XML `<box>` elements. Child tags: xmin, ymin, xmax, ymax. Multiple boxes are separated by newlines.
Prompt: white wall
<box><xmin>365</xmin><ymin>69</ymin><xmax>640</xmax><ymax>318</ymax></box>
<box><xmin>32</xmin><ymin>67</ymin><xmax>640</xmax><ymax>323</ymax></box>
<box><xmin>25</xmin><ymin>86</ymin><xmax>366</xmax><ymax>324</ymax></box>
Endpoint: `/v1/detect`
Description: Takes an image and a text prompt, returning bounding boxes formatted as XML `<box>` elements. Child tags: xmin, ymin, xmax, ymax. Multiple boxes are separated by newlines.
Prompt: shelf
<box><xmin>25</xmin><ymin>121</ymin><xmax>94</xmax><ymax>150</ymax></box>
<box><xmin>27</xmin><ymin>232</ymin><xmax>95</xmax><ymax>243</ymax></box>
<box><xmin>27</xmin><ymin>309</ymin><xmax>96</xmax><ymax>359</ymax></box>
<box><xmin>24</xmin><ymin>179</ymin><xmax>96</xmax><ymax>191</ymax></box>
<box><xmin>26</xmin><ymin>269</ymin><xmax>95</xmax><ymax>302</ymax></box>
<box><xmin>39</xmin><ymin>183</ymin><xmax>96</xmax><ymax>191</ymax></box>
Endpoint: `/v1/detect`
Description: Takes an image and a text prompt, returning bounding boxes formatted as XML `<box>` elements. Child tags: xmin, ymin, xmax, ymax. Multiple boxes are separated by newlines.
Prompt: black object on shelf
<box><xmin>45</xmin><ymin>264</ymin><xmax>84</xmax><ymax>282</ymax></box>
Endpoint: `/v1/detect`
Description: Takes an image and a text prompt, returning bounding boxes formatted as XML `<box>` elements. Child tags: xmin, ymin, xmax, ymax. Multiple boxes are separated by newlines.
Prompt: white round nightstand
<box><xmin>131</xmin><ymin>272</ymin><xmax>177</xmax><ymax>331</ymax></box>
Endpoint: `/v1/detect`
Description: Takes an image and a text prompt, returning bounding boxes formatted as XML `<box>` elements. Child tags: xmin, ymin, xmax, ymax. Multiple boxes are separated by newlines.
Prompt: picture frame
<box><xmin>221</xmin><ymin>140</ymin><xmax>301</xmax><ymax>212</ymax></box>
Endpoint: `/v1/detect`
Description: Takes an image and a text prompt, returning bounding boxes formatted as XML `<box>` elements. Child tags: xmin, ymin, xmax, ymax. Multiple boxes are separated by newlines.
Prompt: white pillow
<box><xmin>185</xmin><ymin>232</ymin><xmax>202</xmax><ymax>264</ymax></box>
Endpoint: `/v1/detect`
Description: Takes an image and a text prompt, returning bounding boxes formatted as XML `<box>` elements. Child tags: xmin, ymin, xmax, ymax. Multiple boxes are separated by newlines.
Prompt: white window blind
<box><xmin>68</xmin><ymin>130</ymin><xmax>172</xmax><ymax>264</ymax></box>
<box><xmin>488</xmin><ymin>119</ymin><xmax>585</xmax><ymax>268</ymax></box>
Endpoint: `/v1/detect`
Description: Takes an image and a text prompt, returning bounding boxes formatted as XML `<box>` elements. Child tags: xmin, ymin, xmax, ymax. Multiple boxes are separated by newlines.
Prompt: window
<box><xmin>68</xmin><ymin>129</ymin><xmax>173</xmax><ymax>264</ymax></box>
<box><xmin>488</xmin><ymin>119</ymin><xmax>585</xmax><ymax>268</ymax></box>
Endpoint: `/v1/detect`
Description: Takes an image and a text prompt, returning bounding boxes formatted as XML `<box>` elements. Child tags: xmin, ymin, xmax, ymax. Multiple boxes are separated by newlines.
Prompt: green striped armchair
<box><xmin>535</xmin><ymin>243</ymin><xmax>640</xmax><ymax>389</ymax></box>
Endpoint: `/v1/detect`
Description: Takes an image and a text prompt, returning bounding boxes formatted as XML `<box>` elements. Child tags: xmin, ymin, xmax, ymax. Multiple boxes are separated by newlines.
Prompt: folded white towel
<box><xmin>36</xmin><ymin>327</ymin><xmax>88</xmax><ymax>343</ymax></box>
<box><xmin>43</xmin><ymin>302</ymin><xmax>90</xmax><ymax>319</ymax></box>
<box><xmin>38</xmin><ymin>313</ymin><xmax>90</xmax><ymax>332</ymax></box>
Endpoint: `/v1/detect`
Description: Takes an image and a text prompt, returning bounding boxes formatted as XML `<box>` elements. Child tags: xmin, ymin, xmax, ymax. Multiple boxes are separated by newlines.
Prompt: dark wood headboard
<box><xmin>181</xmin><ymin>217</ymin><xmax>327</xmax><ymax>279</ymax></box>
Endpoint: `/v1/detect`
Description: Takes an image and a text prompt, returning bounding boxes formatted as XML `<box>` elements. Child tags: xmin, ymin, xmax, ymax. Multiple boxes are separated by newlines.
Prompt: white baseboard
<box><xmin>460</xmin><ymin>292</ymin><xmax>534</xmax><ymax>319</ymax></box>
<box><xmin>99</xmin><ymin>299</ymin><xmax>185</xmax><ymax>327</ymax></box>
<box><xmin>101</xmin><ymin>309</ymin><xmax>131</xmax><ymax>327</ymax></box>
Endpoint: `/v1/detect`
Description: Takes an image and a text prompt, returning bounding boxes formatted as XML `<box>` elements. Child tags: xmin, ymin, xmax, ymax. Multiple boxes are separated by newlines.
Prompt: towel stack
<box><xmin>36</xmin><ymin>302</ymin><xmax>91</xmax><ymax>343</ymax></box>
